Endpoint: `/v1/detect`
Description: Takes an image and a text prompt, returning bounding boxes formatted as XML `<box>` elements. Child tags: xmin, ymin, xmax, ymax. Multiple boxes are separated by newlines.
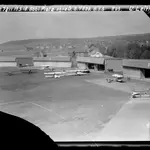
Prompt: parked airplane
<box><xmin>76</xmin><ymin>71</ymin><xmax>88</xmax><ymax>76</ymax></box>
<box><xmin>44</xmin><ymin>71</ymin><xmax>64</xmax><ymax>78</ymax></box>
<box><xmin>131</xmin><ymin>88</ymin><xmax>150</xmax><ymax>98</ymax></box>
<box><xmin>106</xmin><ymin>73</ymin><xmax>124</xmax><ymax>83</ymax></box>
<box><xmin>44</xmin><ymin>68</ymin><xmax>90</xmax><ymax>78</ymax></box>
<box><xmin>5</xmin><ymin>65</ymin><xmax>43</xmax><ymax>76</ymax></box>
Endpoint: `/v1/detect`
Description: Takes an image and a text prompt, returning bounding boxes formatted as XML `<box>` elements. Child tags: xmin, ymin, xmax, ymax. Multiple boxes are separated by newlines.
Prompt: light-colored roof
<box><xmin>123</xmin><ymin>59</ymin><xmax>150</xmax><ymax>69</ymax></box>
<box><xmin>77</xmin><ymin>56</ymin><xmax>105</xmax><ymax>64</ymax></box>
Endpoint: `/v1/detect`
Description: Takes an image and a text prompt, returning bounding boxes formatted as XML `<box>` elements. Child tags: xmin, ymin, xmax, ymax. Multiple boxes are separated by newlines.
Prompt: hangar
<box><xmin>77</xmin><ymin>56</ymin><xmax>123</xmax><ymax>72</ymax></box>
<box><xmin>104</xmin><ymin>58</ymin><xmax>123</xmax><ymax>73</ymax></box>
<box><xmin>123</xmin><ymin>59</ymin><xmax>150</xmax><ymax>79</ymax></box>
<box><xmin>77</xmin><ymin>56</ymin><xmax>150</xmax><ymax>80</ymax></box>
<box><xmin>15</xmin><ymin>57</ymin><xmax>34</xmax><ymax>67</ymax></box>
<box><xmin>77</xmin><ymin>57</ymin><xmax>105</xmax><ymax>71</ymax></box>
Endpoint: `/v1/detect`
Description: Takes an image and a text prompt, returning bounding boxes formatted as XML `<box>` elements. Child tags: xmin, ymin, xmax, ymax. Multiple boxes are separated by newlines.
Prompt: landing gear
<box><xmin>106</xmin><ymin>78</ymin><xmax>113</xmax><ymax>83</ymax></box>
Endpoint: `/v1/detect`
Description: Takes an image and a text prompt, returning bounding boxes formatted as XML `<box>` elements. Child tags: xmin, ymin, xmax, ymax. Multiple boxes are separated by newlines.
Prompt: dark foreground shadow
<box><xmin>0</xmin><ymin>111</ymin><xmax>58</xmax><ymax>148</ymax></box>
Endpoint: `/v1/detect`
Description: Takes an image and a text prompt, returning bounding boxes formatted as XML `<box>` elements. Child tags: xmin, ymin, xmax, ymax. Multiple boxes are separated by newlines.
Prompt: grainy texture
<box><xmin>0</xmin><ymin>68</ymin><xmax>145</xmax><ymax>141</ymax></box>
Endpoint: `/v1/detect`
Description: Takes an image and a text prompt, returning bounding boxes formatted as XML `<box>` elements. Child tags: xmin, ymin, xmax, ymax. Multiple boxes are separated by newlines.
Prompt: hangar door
<box><xmin>123</xmin><ymin>66</ymin><xmax>141</xmax><ymax>79</ymax></box>
<box><xmin>105</xmin><ymin>59</ymin><xmax>122</xmax><ymax>72</ymax></box>
<box><xmin>141</xmin><ymin>69</ymin><xmax>150</xmax><ymax>78</ymax></box>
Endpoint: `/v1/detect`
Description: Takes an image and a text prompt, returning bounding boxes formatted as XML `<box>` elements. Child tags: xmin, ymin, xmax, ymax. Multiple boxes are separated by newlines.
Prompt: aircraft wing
<box><xmin>77</xmin><ymin>72</ymin><xmax>87</xmax><ymax>75</ymax></box>
<box><xmin>54</xmin><ymin>71</ymin><xmax>64</xmax><ymax>74</ymax></box>
<box><xmin>44</xmin><ymin>72</ymin><xmax>55</xmax><ymax>75</ymax></box>
<box><xmin>112</xmin><ymin>74</ymin><xmax>123</xmax><ymax>78</ymax></box>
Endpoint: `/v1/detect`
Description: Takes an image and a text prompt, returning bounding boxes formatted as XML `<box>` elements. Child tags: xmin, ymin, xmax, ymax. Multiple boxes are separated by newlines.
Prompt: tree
<box><xmin>106</xmin><ymin>46</ymin><xmax>117</xmax><ymax>57</ymax></box>
<box><xmin>34</xmin><ymin>51</ymin><xmax>41</xmax><ymax>57</ymax></box>
<box><xmin>140</xmin><ymin>50</ymin><xmax>150</xmax><ymax>59</ymax></box>
<box><xmin>111</xmin><ymin>48</ymin><xmax>118</xmax><ymax>57</ymax></box>
<box><xmin>24</xmin><ymin>45</ymin><xmax>34</xmax><ymax>51</ymax></box>
<box><xmin>126</xmin><ymin>42</ymin><xmax>143</xmax><ymax>59</ymax></box>
<box><xmin>70</xmin><ymin>51</ymin><xmax>78</xmax><ymax>68</ymax></box>
<box><xmin>41</xmin><ymin>49</ymin><xmax>47</xmax><ymax>57</ymax></box>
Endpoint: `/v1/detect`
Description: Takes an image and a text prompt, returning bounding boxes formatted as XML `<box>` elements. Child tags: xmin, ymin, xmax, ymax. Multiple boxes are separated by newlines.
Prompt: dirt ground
<box><xmin>0</xmin><ymin>68</ymin><xmax>143</xmax><ymax>141</ymax></box>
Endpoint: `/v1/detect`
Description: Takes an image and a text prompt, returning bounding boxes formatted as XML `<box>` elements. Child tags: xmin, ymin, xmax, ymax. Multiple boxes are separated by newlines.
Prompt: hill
<box><xmin>0</xmin><ymin>33</ymin><xmax>150</xmax><ymax>59</ymax></box>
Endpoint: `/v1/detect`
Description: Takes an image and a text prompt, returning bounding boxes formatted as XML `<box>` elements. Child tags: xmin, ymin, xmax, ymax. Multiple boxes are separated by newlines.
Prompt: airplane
<box><xmin>75</xmin><ymin>71</ymin><xmax>88</xmax><ymax>76</ymax></box>
<box><xmin>45</xmin><ymin>74</ymin><xmax>61</xmax><ymax>78</ymax></box>
<box><xmin>106</xmin><ymin>73</ymin><xmax>124</xmax><ymax>83</ymax></box>
<box><xmin>112</xmin><ymin>74</ymin><xmax>124</xmax><ymax>82</ymax></box>
<box><xmin>64</xmin><ymin>68</ymin><xmax>90</xmax><ymax>76</ymax></box>
<box><xmin>44</xmin><ymin>68</ymin><xmax>90</xmax><ymax>78</ymax></box>
<box><xmin>5</xmin><ymin>64</ymin><xmax>43</xmax><ymax>76</ymax></box>
<box><xmin>44</xmin><ymin>71</ymin><xmax>65</xmax><ymax>78</ymax></box>
<box><xmin>76</xmin><ymin>69</ymin><xmax>90</xmax><ymax>74</ymax></box>
<box><xmin>131</xmin><ymin>88</ymin><xmax>150</xmax><ymax>98</ymax></box>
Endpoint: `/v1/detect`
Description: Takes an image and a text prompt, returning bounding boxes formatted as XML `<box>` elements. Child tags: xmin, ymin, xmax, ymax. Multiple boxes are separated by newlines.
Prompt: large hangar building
<box><xmin>122</xmin><ymin>59</ymin><xmax>150</xmax><ymax>79</ymax></box>
<box><xmin>77</xmin><ymin>56</ymin><xmax>123</xmax><ymax>73</ymax></box>
<box><xmin>77</xmin><ymin>56</ymin><xmax>150</xmax><ymax>80</ymax></box>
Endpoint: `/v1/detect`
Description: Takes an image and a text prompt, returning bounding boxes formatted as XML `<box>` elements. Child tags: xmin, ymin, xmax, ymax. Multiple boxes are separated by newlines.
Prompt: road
<box><xmin>0</xmin><ymin>69</ymin><xmax>149</xmax><ymax>141</ymax></box>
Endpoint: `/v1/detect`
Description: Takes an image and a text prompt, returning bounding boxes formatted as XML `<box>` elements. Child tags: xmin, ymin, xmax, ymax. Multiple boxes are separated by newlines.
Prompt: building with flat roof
<box><xmin>105</xmin><ymin>58</ymin><xmax>123</xmax><ymax>73</ymax></box>
<box><xmin>122</xmin><ymin>59</ymin><xmax>150</xmax><ymax>79</ymax></box>
<box><xmin>77</xmin><ymin>56</ymin><xmax>150</xmax><ymax>80</ymax></box>
<box><xmin>15</xmin><ymin>57</ymin><xmax>34</xmax><ymax>67</ymax></box>
<box><xmin>77</xmin><ymin>56</ymin><xmax>123</xmax><ymax>72</ymax></box>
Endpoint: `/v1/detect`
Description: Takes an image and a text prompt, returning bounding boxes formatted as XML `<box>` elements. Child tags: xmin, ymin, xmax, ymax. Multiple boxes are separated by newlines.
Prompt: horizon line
<box><xmin>1</xmin><ymin>32</ymin><xmax>150</xmax><ymax>45</ymax></box>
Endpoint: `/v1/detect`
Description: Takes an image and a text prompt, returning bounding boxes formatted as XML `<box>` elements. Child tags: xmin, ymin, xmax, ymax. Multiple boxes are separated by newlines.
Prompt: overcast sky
<box><xmin>0</xmin><ymin>11</ymin><xmax>150</xmax><ymax>43</ymax></box>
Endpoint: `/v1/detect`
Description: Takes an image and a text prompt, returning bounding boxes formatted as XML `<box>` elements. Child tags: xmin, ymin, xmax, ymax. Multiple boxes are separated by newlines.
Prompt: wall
<box><xmin>0</xmin><ymin>59</ymin><xmax>86</xmax><ymax>69</ymax></box>
<box><xmin>77</xmin><ymin>56</ymin><xmax>105</xmax><ymax>64</ymax></box>
<box><xmin>34</xmin><ymin>61</ymin><xmax>86</xmax><ymax>69</ymax></box>
<box><xmin>140</xmin><ymin>69</ymin><xmax>145</xmax><ymax>79</ymax></box>
<box><xmin>77</xmin><ymin>63</ymin><xmax>87</xmax><ymax>69</ymax></box>
<box><xmin>34</xmin><ymin>62</ymin><xmax>71</xmax><ymax>68</ymax></box>
<box><xmin>123</xmin><ymin>66</ymin><xmax>141</xmax><ymax>79</ymax></box>
<box><xmin>105</xmin><ymin>59</ymin><xmax>123</xmax><ymax>72</ymax></box>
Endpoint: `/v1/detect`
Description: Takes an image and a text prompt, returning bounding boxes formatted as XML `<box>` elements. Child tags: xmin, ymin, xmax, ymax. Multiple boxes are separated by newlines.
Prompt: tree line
<box><xmin>103</xmin><ymin>42</ymin><xmax>150</xmax><ymax>59</ymax></box>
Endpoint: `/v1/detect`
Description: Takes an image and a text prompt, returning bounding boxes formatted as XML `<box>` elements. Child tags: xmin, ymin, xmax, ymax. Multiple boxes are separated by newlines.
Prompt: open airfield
<box><xmin>0</xmin><ymin>68</ymin><xmax>129</xmax><ymax>141</ymax></box>
<box><xmin>0</xmin><ymin>67</ymin><xmax>150</xmax><ymax>141</ymax></box>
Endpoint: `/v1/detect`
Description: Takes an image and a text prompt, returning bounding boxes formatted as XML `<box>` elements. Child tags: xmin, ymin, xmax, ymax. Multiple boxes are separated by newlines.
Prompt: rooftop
<box><xmin>123</xmin><ymin>59</ymin><xmax>150</xmax><ymax>69</ymax></box>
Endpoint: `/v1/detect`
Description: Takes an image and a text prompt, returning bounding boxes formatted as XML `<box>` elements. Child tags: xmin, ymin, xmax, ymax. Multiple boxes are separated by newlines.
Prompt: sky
<box><xmin>0</xmin><ymin>11</ymin><xmax>150</xmax><ymax>43</ymax></box>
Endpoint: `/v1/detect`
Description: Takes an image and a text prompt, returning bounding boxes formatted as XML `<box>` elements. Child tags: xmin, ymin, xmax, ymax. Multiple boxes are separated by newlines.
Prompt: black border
<box><xmin>57</xmin><ymin>141</ymin><xmax>150</xmax><ymax>147</ymax></box>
